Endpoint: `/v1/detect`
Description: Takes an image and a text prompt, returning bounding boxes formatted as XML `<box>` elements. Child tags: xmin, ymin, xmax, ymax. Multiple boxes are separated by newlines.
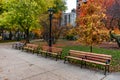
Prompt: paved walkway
<box><xmin>0</xmin><ymin>43</ymin><xmax>120</xmax><ymax>80</ymax></box>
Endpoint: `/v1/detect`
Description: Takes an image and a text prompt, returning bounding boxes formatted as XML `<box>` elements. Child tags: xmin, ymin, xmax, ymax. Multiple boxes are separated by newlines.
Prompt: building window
<box><xmin>64</xmin><ymin>15</ymin><xmax>67</xmax><ymax>25</ymax></box>
<box><xmin>69</xmin><ymin>14</ymin><xmax>71</xmax><ymax>23</ymax></box>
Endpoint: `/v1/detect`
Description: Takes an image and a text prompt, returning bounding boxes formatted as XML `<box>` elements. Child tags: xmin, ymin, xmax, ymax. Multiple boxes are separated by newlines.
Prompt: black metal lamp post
<box><xmin>48</xmin><ymin>8</ymin><xmax>54</xmax><ymax>47</ymax></box>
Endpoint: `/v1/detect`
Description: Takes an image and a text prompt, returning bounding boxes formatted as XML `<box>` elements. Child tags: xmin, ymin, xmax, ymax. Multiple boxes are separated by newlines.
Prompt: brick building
<box><xmin>76</xmin><ymin>0</ymin><xmax>87</xmax><ymax>17</ymax></box>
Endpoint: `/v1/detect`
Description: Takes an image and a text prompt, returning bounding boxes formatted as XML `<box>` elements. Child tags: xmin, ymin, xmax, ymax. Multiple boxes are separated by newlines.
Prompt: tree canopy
<box><xmin>77</xmin><ymin>0</ymin><xmax>109</xmax><ymax>52</ymax></box>
<box><xmin>0</xmin><ymin>0</ymin><xmax>67</xmax><ymax>43</ymax></box>
<box><xmin>105</xmin><ymin>0</ymin><xmax>120</xmax><ymax>29</ymax></box>
<box><xmin>0</xmin><ymin>0</ymin><xmax>66</xmax><ymax>42</ymax></box>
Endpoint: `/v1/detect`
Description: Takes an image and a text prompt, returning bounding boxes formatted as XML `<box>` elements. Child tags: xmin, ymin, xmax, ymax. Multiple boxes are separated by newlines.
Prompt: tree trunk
<box><xmin>25</xmin><ymin>28</ymin><xmax>30</xmax><ymax>43</ymax></box>
<box><xmin>118</xmin><ymin>20</ymin><xmax>120</xmax><ymax>30</ymax></box>
<box><xmin>9</xmin><ymin>31</ymin><xmax>12</xmax><ymax>40</ymax></box>
<box><xmin>115</xmin><ymin>36</ymin><xmax>120</xmax><ymax>47</ymax></box>
<box><xmin>110</xmin><ymin>17</ymin><xmax>114</xmax><ymax>30</ymax></box>
<box><xmin>90</xmin><ymin>45</ymin><xmax>93</xmax><ymax>52</ymax></box>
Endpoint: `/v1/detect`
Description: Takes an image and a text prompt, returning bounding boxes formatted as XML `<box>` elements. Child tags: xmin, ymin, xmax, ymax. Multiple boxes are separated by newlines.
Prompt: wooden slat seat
<box><xmin>83</xmin><ymin>59</ymin><xmax>107</xmax><ymax>66</ymax></box>
<box><xmin>66</xmin><ymin>56</ymin><xmax>83</xmax><ymax>61</ymax></box>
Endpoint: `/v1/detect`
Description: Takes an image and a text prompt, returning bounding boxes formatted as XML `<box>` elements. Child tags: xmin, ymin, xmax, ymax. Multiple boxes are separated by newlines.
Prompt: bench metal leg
<box><xmin>84</xmin><ymin>62</ymin><xmax>86</xmax><ymax>67</ymax></box>
<box><xmin>49</xmin><ymin>53</ymin><xmax>52</xmax><ymax>57</ymax></box>
<box><xmin>104</xmin><ymin>66</ymin><xmax>107</xmax><ymax>75</ymax></box>
<box><xmin>59</xmin><ymin>55</ymin><xmax>62</xmax><ymax>60</ymax></box>
<box><xmin>56</xmin><ymin>55</ymin><xmax>58</xmax><ymax>61</ymax></box>
<box><xmin>37</xmin><ymin>51</ymin><xmax>39</xmax><ymax>56</ymax></box>
<box><xmin>80</xmin><ymin>61</ymin><xmax>82</xmax><ymax>68</ymax></box>
<box><xmin>108</xmin><ymin>65</ymin><xmax>110</xmax><ymax>72</ymax></box>
<box><xmin>64</xmin><ymin>57</ymin><xmax>67</xmax><ymax>63</ymax></box>
<box><xmin>39</xmin><ymin>51</ymin><xmax>43</xmax><ymax>56</ymax></box>
<box><xmin>45</xmin><ymin>53</ymin><xmax>47</xmax><ymax>58</ymax></box>
<box><xmin>105</xmin><ymin>65</ymin><xmax>110</xmax><ymax>75</ymax></box>
<box><xmin>32</xmin><ymin>50</ymin><xmax>34</xmax><ymax>54</ymax></box>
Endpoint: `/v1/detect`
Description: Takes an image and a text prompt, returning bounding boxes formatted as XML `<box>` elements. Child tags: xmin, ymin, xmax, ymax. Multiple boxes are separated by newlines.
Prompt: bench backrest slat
<box><xmin>41</xmin><ymin>46</ymin><xmax>62</xmax><ymax>53</ymax></box>
<box><xmin>26</xmin><ymin>44</ymin><xmax>32</xmax><ymax>47</ymax></box>
<box><xmin>51</xmin><ymin>47</ymin><xmax>62</xmax><ymax>53</ymax></box>
<box><xmin>25</xmin><ymin>44</ymin><xmax>38</xmax><ymax>49</ymax></box>
<box><xmin>69</xmin><ymin>50</ymin><xmax>86</xmax><ymax>58</ymax></box>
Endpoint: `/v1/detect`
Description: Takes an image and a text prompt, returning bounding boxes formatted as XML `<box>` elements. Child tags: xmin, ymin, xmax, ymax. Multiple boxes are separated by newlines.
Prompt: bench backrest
<box><xmin>25</xmin><ymin>44</ymin><xmax>38</xmax><ymax>49</ymax></box>
<box><xmin>69</xmin><ymin>50</ymin><xmax>112</xmax><ymax>64</ymax></box>
<box><xmin>41</xmin><ymin>46</ymin><xmax>62</xmax><ymax>53</ymax></box>
<box><xmin>26</xmin><ymin>43</ymin><xmax>33</xmax><ymax>47</ymax></box>
<box><xmin>50</xmin><ymin>47</ymin><xmax>62</xmax><ymax>53</ymax></box>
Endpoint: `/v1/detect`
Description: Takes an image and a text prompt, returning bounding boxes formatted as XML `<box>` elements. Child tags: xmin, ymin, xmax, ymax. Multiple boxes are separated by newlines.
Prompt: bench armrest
<box><xmin>106</xmin><ymin>59</ymin><xmax>110</xmax><ymax>64</ymax></box>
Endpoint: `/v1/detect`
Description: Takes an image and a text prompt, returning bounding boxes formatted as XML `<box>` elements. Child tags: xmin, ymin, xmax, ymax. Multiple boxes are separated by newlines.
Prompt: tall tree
<box><xmin>0</xmin><ymin>0</ymin><xmax>4</xmax><ymax>15</ymax></box>
<box><xmin>1</xmin><ymin>0</ymin><xmax>54</xmax><ymax>42</ymax></box>
<box><xmin>0</xmin><ymin>0</ymin><xmax>9</xmax><ymax>39</ymax></box>
<box><xmin>104</xmin><ymin>0</ymin><xmax>120</xmax><ymax>47</ymax></box>
<box><xmin>77</xmin><ymin>0</ymin><xmax>109</xmax><ymax>52</ymax></box>
<box><xmin>39</xmin><ymin>0</ymin><xmax>67</xmax><ymax>44</ymax></box>
<box><xmin>105</xmin><ymin>0</ymin><xmax>120</xmax><ymax>29</ymax></box>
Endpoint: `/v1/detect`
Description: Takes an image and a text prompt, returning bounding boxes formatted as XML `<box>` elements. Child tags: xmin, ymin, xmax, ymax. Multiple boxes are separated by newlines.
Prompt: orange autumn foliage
<box><xmin>77</xmin><ymin>0</ymin><xmax>109</xmax><ymax>52</ymax></box>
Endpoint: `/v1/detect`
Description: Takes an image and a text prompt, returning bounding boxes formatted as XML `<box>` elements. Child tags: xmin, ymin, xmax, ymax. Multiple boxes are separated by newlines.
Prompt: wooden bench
<box><xmin>12</xmin><ymin>40</ymin><xmax>26</xmax><ymax>49</ymax></box>
<box><xmin>38</xmin><ymin>46</ymin><xmax>62</xmax><ymax>61</ymax></box>
<box><xmin>64</xmin><ymin>50</ymin><xmax>112</xmax><ymax>75</ymax></box>
<box><xmin>23</xmin><ymin>43</ymin><xmax>39</xmax><ymax>53</ymax></box>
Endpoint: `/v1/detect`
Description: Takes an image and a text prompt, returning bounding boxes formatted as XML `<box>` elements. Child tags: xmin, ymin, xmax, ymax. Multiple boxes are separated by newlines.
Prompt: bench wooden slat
<box><xmin>66</xmin><ymin>56</ymin><xmax>82</xmax><ymax>61</ymax></box>
<box><xmin>84</xmin><ymin>56</ymin><xmax>109</xmax><ymax>63</ymax></box>
<box><xmin>83</xmin><ymin>59</ymin><xmax>107</xmax><ymax>65</ymax></box>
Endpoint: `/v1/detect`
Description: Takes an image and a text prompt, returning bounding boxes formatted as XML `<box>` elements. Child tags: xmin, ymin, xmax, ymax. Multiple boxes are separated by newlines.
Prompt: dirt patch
<box><xmin>53</xmin><ymin>40</ymin><xmax>120</xmax><ymax>50</ymax></box>
<box><xmin>98</xmin><ymin>42</ymin><xmax>120</xmax><ymax>50</ymax></box>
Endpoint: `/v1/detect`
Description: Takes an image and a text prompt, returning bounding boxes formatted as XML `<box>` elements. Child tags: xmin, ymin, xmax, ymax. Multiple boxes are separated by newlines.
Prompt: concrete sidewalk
<box><xmin>0</xmin><ymin>43</ymin><xmax>119</xmax><ymax>80</ymax></box>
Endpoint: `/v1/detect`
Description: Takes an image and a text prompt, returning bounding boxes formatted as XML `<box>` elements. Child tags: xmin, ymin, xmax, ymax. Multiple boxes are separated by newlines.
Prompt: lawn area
<box><xmin>0</xmin><ymin>40</ymin><xmax>16</xmax><ymax>43</ymax></box>
<box><xmin>32</xmin><ymin>39</ymin><xmax>120</xmax><ymax>72</ymax></box>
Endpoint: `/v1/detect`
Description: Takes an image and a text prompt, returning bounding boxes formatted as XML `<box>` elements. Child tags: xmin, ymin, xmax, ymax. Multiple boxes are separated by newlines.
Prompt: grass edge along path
<box><xmin>61</xmin><ymin>45</ymin><xmax>120</xmax><ymax>72</ymax></box>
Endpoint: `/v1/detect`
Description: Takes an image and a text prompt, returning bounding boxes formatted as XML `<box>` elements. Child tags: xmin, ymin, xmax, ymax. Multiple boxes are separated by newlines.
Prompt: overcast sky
<box><xmin>66</xmin><ymin>0</ymin><xmax>76</xmax><ymax>13</ymax></box>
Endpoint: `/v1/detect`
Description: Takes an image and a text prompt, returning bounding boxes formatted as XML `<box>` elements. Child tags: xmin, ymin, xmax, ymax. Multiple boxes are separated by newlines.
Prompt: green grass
<box><xmin>61</xmin><ymin>45</ymin><xmax>120</xmax><ymax>71</ymax></box>
<box><xmin>0</xmin><ymin>40</ymin><xmax>16</xmax><ymax>43</ymax></box>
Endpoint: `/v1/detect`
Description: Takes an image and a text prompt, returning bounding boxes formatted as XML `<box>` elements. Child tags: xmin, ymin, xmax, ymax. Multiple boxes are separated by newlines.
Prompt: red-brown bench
<box><xmin>38</xmin><ymin>46</ymin><xmax>62</xmax><ymax>61</ymax></box>
<box><xmin>23</xmin><ymin>43</ymin><xmax>39</xmax><ymax>53</ymax></box>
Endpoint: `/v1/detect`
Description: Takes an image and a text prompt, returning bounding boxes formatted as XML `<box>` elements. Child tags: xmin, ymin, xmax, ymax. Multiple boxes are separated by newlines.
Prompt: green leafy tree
<box><xmin>1</xmin><ymin>0</ymin><xmax>54</xmax><ymax>42</ymax></box>
<box><xmin>0</xmin><ymin>0</ymin><xmax>4</xmax><ymax>14</ymax></box>
<box><xmin>0</xmin><ymin>0</ymin><xmax>6</xmax><ymax>37</ymax></box>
